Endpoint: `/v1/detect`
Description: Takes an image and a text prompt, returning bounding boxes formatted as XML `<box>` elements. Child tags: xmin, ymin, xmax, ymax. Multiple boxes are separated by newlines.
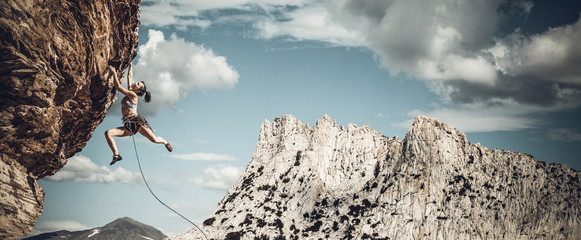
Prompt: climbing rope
<box><xmin>132</xmin><ymin>136</ymin><xmax>209</xmax><ymax>240</ymax></box>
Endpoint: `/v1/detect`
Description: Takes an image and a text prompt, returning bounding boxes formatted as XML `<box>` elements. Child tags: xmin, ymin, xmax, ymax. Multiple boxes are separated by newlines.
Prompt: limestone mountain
<box><xmin>173</xmin><ymin>115</ymin><xmax>580</xmax><ymax>240</ymax></box>
<box><xmin>0</xmin><ymin>0</ymin><xmax>141</xmax><ymax>238</ymax></box>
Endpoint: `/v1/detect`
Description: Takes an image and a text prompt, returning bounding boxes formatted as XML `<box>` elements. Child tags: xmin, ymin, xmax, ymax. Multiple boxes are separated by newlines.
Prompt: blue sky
<box><xmin>32</xmin><ymin>0</ymin><xmax>580</xmax><ymax>237</ymax></box>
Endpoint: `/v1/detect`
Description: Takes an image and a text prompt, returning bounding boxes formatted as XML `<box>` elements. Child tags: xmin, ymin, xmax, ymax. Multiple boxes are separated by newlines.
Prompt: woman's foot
<box><xmin>165</xmin><ymin>142</ymin><xmax>173</xmax><ymax>152</ymax></box>
<box><xmin>110</xmin><ymin>154</ymin><xmax>122</xmax><ymax>165</ymax></box>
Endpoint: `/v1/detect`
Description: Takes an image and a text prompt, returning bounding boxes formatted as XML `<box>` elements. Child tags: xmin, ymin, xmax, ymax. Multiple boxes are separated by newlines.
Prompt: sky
<box><xmin>31</xmin><ymin>0</ymin><xmax>580</xmax><ymax>237</ymax></box>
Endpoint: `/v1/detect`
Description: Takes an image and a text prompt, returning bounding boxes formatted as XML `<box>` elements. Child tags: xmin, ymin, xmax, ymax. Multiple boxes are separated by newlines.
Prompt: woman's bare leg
<box><xmin>138</xmin><ymin>127</ymin><xmax>169</xmax><ymax>145</ymax></box>
<box><xmin>105</xmin><ymin>127</ymin><xmax>131</xmax><ymax>156</ymax></box>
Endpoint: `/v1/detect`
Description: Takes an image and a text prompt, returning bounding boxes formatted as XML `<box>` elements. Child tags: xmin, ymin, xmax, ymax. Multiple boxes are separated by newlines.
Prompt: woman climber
<box><xmin>105</xmin><ymin>63</ymin><xmax>173</xmax><ymax>165</ymax></box>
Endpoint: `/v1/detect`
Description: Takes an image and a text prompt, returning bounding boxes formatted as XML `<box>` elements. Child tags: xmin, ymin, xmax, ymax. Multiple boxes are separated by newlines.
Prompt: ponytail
<box><xmin>137</xmin><ymin>81</ymin><xmax>151</xmax><ymax>103</ymax></box>
<box><xmin>144</xmin><ymin>91</ymin><xmax>151</xmax><ymax>103</ymax></box>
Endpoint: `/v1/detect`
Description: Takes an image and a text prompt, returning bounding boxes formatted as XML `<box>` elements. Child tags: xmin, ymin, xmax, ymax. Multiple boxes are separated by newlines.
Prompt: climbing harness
<box><xmin>132</xmin><ymin>136</ymin><xmax>209</xmax><ymax>240</ymax></box>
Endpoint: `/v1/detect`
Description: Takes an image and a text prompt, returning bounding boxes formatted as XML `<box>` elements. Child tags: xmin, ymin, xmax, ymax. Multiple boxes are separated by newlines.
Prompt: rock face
<box><xmin>0</xmin><ymin>0</ymin><xmax>141</xmax><ymax>239</ymax></box>
<box><xmin>174</xmin><ymin>115</ymin><xmax>581</xmax><ymax>240</ymax></box>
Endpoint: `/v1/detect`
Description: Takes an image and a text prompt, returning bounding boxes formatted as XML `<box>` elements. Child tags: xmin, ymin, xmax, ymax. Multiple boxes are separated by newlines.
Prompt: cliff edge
<box><xmin>0</xmin><ymin>0</ymin><xmax>141</xmax><ymax>239</ymax></box>
<box><xmin>174</xmin><ymin>115</ymin><xmax>580</xmax><ymax>240</ymax></box>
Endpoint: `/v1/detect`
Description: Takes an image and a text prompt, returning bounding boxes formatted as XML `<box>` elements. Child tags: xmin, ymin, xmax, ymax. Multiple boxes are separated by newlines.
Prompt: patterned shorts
<box><xmin>122</xmin><ymin>115</ymin><xmax>151</xmax><ymax>135</ymax></box>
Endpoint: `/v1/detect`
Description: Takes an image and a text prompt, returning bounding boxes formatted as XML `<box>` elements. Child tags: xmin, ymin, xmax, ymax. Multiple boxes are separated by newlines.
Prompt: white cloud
<box><xmin>171</xmin><ymin>152</ymin><xmax>237</xmax><ymax>161</ymax></box>
<box><xmin>323</xmin><ymin>0</ymin><xmax>500</xmax><ymax>81</ymax></box>
<box><xmin>490</xmin><ymin>19</ymin><xmax>581</xmax><ymax>86</ymax></box>
<box><xmin>134</xmin><ymin>30</ymin><xmax>239</xmax><ymax>116</ymax></box>
<box><xmin>44</xmin><ymin>155</ymin><xmax>142</xmax><ymax>184</ymax></box>
<box><xmin>181</xmin><ymin>165</ymin><xmax>241</xmax><ymax>191</ymax></box>
<box><xmin>29</xmin><ymin>220</ymin><xmax>88</xmax><ymax>236</ymax></box>
<box><xmin>140</xmin><ymin>0</ymin><xmax>310</xmax><ymax>30</ymax></box>
<box><xmin>254</xmin><ymin>5</ymin><xmax>366</xmax><ymax>46</ymax></box>
<box><xmin>140</xmin><ymin>1</ymin><xmax>209</xmax><ymax>29</ymax></box>
<box><xmin>417</xmin><ymin>54</ymin><xmax>498</xmax><ymax>86</ymax></box>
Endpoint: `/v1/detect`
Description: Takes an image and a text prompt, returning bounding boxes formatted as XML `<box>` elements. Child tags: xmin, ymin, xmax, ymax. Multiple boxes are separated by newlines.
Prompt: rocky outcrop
<box><xmin>0</xmin><ymin>0</ymin><xmax>141</xmax><ymax>239</ymax></box>
<box><xmin>174</xmin><ymin>115</ymin><xmax>581</xmax><ymax>240</ymax></box>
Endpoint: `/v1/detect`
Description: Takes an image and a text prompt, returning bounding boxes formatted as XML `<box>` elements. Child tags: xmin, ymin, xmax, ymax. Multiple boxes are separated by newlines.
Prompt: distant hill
<box><xmin>22</xmin><ymin>217</ymin><xmax>167</xmax><ymax>240</ymax></box>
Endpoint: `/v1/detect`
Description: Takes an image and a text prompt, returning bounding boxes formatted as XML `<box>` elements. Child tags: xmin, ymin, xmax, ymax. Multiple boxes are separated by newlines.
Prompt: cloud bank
<box><xmin>326</xmin><ymin>0</ymin><xmax>581</xmax><ymax>130</ymax></box>
<box><xmin>139</xmin><ymin>0</ymin><xmax>581</xmax><ymax>131</ymax></box>
<box><xmin>45</xmin><ymin>155</ymin><xmax>142</xmax><ymax>184</ymax></box>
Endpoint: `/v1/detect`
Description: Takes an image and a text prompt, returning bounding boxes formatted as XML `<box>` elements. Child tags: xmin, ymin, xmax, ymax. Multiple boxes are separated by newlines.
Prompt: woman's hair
<box><xmin>136</xmin><ymin>81</ymin><xmax>151</xmax><ymax>103</ymax></box>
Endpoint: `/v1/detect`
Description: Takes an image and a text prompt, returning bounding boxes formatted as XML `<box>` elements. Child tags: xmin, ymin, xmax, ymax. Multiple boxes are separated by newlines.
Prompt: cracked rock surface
<box><xmin>174</xmin><ymin>115</ymin><xmax>580</xmax><ymax>240</ymax></box>
<box><xmin>0</xmin><ymin>0</ymin><xmax>141</xmax><ymax>238</ymax></box>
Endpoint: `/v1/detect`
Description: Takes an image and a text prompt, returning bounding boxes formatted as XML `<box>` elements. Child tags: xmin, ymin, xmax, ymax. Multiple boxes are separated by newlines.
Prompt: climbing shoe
<box><xmin>110</xmin><ymin>154</ymin><xmax>122</xmax><ymax>165</ymax></box>
<box><xmin>165</xmin><ymin>142</ymin><xmax>173</xmax><ymax>152</ymax></box>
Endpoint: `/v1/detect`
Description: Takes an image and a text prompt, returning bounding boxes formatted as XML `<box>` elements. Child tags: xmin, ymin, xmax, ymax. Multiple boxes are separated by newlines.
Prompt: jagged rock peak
<box><xmin>0</xmin><ymin>0</ymin><xmax>141</xmax><ymax>239</ymax></box>
<box><xmin>409</xmin><ymin>115</ymin><xmax>461</xmax><ymax>134</ymax></box>
<box><xmin>406</xmin><ymin>115</ymin><xmax>468</xmax><ymax>143</ymax></box>
<box><xmin>174</xmin><ymin>115</ymin><xmax>580</xmax><ymax>240</ymax></box>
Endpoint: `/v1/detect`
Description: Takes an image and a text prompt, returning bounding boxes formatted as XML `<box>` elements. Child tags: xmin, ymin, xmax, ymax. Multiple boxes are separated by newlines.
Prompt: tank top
<box><xmin>121</xmin><ymin>96</ymin><xmax>137</xmax><ymax>110</ymax></box>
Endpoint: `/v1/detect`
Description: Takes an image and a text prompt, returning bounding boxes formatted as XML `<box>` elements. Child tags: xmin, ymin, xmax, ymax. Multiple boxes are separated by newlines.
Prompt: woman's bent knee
<box><xmin>106</xmin><ymin>128</ymin><xmax>124</xmax><ymax>138</ymax></box>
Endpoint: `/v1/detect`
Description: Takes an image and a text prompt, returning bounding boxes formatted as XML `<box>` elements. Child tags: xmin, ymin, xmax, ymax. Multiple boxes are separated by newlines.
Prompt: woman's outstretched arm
<box><xmin>126</xmin><ymin>62</ymin><xmax>133</xmax><ymax>89</ymax></box>
<box><xmin>109</xmin><ymin>66</ymin><xmax>136</xmax><ymax>98</ymax></box>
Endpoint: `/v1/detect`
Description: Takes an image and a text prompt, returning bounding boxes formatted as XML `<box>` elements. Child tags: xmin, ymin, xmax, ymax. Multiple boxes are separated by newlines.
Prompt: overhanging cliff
<box><xmin>0</xmin><ymin>0</ymin><xmax>141</xmax><ymax>239</ymax></box>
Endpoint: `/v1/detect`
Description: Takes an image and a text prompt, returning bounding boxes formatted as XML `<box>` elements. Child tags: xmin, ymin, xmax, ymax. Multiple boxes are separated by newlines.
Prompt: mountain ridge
<box><xmin>22</xmin><ymin>217</ymin><xmax>167</xmax><ymax>240</ymax></box>
<box><xmin>173</xmin><ymin>114</ymin><xmax>580</xmax><ymax>240</ymax></box>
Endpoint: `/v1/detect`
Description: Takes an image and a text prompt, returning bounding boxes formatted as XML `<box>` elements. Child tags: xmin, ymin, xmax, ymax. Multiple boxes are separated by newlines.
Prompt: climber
<box><xmin>105</xmin><ymin>63</ymin><xmax>173</xmax><ymax>165</ymax></box>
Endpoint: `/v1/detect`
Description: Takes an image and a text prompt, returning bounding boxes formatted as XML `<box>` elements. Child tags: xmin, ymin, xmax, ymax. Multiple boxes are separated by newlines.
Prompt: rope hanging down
<box><xmin>132</xmin><ymin>136</ymin><xmax>209</xmax><ymax>240</ymax></box>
